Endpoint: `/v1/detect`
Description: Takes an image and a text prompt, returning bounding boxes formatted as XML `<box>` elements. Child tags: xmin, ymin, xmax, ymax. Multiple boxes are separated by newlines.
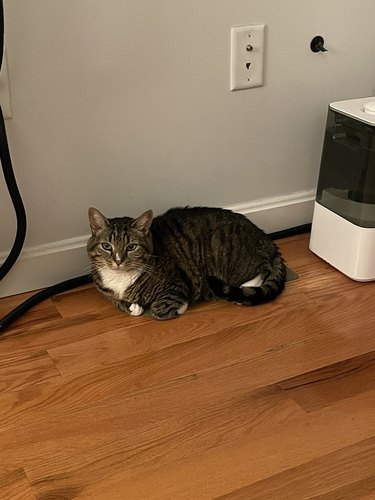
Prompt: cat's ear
<box><xmin>132</xmin><ymin>210</ymin><xmax>153</xmax><ymax>234</ymax></box>
<box><xmin>88</xmin><ymin>207</ymin><xmax>109</xmax><ymax>234</ymax></box>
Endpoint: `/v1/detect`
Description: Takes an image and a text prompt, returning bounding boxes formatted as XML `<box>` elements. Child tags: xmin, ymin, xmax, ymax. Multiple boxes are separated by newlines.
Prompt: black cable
<box><xmin>0</xmin><ymin>274</ymin><xmax>93</xmax><ymax>333</ymax></box>
<box><xmin>0</xmin><ymin>0</ymin><xmax>27</xmax><ymax>281</ymax></box>
<box><xmin>267</xmin><ymin>223</ymin><xmax>311</xmax><ymax>241</ymax></box>
<box><xmin>0</xmin><ymin>108</ymin><xmax>27</xmax><ymax>280</ymax></box>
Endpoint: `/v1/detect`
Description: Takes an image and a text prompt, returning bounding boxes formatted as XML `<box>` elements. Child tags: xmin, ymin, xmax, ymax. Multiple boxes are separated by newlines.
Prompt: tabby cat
<box><xmin>87</xmin><ymin>206</ymin><xmax>286</xmax><ymax>320</ymax></box>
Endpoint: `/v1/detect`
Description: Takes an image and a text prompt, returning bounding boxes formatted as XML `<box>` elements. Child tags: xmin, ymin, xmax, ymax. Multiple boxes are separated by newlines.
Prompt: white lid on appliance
<box><xmin>329</xmin><ymin>96</ymin><xmax>375</xmax><ymax>126</ymax></box>
<box><xmin>364</xmin><ymin>100</ymin><xmax>375</xmax><ymax>115</ymax></box>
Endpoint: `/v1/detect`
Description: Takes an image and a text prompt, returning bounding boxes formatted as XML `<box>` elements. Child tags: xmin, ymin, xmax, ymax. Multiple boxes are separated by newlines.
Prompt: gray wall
<box><xmin>1</xmin><ymin>0</ymin><xmax>375</xmax><ymax>252</ymax></box>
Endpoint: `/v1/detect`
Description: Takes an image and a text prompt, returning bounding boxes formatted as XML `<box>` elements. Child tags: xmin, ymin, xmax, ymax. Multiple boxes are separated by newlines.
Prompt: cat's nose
<box><xmin>114</xmin><ymin>253</ymin><xmax>123</xmax><ymax>266</ymax></box>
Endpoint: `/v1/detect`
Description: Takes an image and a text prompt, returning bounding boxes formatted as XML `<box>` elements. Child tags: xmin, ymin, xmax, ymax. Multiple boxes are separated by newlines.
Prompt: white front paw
<box><xmin>177</xmin><ymin>302</ymin><xmax>188</xmax><ymax>315</ymax></box>
<box><xmin>129</xmin><ymin>303</ymin><xmax>144</xmax><ymax>316</ymax></box>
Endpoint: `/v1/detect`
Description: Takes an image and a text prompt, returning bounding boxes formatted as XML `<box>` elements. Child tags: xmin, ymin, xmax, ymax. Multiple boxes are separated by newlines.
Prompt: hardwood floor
<box><xmin>1</xmin><ymin>233</ymin><xmax>375</xmax><ymax>499</ymax></box>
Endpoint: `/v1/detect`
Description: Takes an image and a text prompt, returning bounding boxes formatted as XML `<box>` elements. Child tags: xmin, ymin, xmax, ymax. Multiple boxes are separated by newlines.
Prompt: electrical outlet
<box><xmin>230</xmin><ymin>24</ymin><xmax>265</xmax><ymax>91</ymax></box>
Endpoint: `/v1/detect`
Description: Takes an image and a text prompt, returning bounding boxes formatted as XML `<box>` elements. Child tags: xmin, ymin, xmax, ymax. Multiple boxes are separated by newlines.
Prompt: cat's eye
<box><xmin>127</xmin><ymin>243</ymin><xmax>138</xmax><ymax>252</ymax></box>
<box><xmin>101</xmin><ymin>242</ymin><xmax>113</xmax><ymax>252</ymax></box>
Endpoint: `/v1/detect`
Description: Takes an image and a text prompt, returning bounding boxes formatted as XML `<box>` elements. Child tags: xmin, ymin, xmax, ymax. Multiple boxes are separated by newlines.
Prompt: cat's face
<box><xmin>87</xmin><ymin>207</ymin><xmax>153</xmax><ymax>272</ymax></box>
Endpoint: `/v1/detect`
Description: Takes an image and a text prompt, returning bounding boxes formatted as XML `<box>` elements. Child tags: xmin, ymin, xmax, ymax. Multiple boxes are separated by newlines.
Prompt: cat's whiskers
<box><xmin>86</xmin><ymin>262</ymin><xmax>99</xmax><ymax>275</ymax></box>
<box><xmin>129</xmin><ymin>262</ymin><xmax>161</xmax><ymax>282</ymax></box>
<box><xmin>87</xmin><ymin>251</ymin><xmax>161</xmax><ymax>283</ymax></box>
<box><xmin>83</xmin><ymin>264</ymin><xmax>92</xmax><ymax>274</ymax></box>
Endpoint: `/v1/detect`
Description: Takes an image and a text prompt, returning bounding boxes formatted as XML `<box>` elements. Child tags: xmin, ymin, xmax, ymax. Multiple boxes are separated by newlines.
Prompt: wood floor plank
<box><xmin>278</xmin><ymin>350</ymin><xmax>375</xmax><ymax>412</ymax></box>
<box><xmin>0</xmin><ymin>387</ymin><xmax>303</xmax><ymax>495</ymax></box>
<box><xmin>71</xmin><ymin>389</ymin><xmax>375</xmax><ymax>499</ymax></box>
<box><xmin>309</xmin><ymin>475</ymin><xmax>375</xmax><ymax>500</ymax></box>
<box><xmin>55</xmin><ymin>296</ymin><xmax>375</xmax><ymax>399</ymax></box>
<box><xmin>312</xmin><ymin>277</ymin><xmax>375</xmax><ymax>310</ymax></box>
<box><xmin>277</xmin><ymin>232</ymin><xmax>311</xmax><ymax>253</ymax></box>
<box><xmin>0</xmin><ymin>294</ymin><xmax>62</xmax><ymax>334</ymax></box>
<box><xmin>0</xmin><ymin>310</ymin><xmax>151</xmax><ymax>357</ymax></box>
<box><xmin>277</xmin><ymin>234</ymin><xmax>370</xmax><ymax>302</ymax></box>
<box><xmin>0</xmin><ymin>350</ymin><xmax>60</xmax><ymax>393</ymax></box>
<box><xmin>215</xmin><ymin>437</ymin><xmax>375</xmax><ymax>499</ymax></box>
<box><xmin>217</xmin><ymin>437</ymin><xmax>375</xmax><ymax>500</ymax></box>
<box><xmin>51</xmin><ymin>285</ymin><xmax>115</xmax><ymax>318</ymax></box>
<box><xmin>1</xmin><ymin>291</ymin><xmax>375</xmax><ymax>434</ymax></box>
<box><xmin>278</xmin><ymin>235</ymin><xmax>332</xmax><ymax>273</ymax></box>
<box><xmin>294</xmin><ymin>265</ymin><xmax>372</xmax><ymax>302</ymax></box>
<box><xmin>2</xmin><ymin>324</ymin><xmax>375</xmax><ymax>496</ymax></box>
<box><xmin>0</xmin><ymin>290</ymin><xmax>49</xmax><ymax>316</ymax></box>
<box><xmin>0</xmin><ymin>466</ymin><xmax>35</xmax><ymax>500</ymax></box>
<box><xmin>0</xmin><ymin>305</ymin><xmax>313</xmax><ymax>431</ymax></box>
<box><xmin>48</xmin><ymin>288</ymin><xmax>313</xmax><ymax>379</ymax></box>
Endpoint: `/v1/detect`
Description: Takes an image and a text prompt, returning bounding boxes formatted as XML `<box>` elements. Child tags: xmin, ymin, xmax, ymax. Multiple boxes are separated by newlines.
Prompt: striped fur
<box><xmin>87</xmin><ymin>206</ymin><xmax>286</xmax><ymax>320</ymax></box>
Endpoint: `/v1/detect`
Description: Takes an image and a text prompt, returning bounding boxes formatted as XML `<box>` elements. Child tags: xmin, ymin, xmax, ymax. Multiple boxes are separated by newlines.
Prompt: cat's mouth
<box><xmin>107</xmin><ymin>261</ymin><xmax>143</xmax><ymax>274</ymax></box>
<box><xmin>109</xmin><ymin>263</ymin><xmax>127</xmax><ymax>271</ymax></box>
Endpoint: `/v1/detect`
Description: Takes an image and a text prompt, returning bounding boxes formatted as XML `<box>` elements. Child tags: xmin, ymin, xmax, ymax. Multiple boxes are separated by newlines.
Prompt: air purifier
<box><xmin>309</xmin><ymin>96</ymin><xmax>375</xmax><ymax>281</ymax></box>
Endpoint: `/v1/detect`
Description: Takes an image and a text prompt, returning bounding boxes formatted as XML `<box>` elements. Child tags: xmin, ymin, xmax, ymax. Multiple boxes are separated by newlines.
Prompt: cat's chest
<box><xmin>98</xmin><ymin>268</ymin><xmax>141</xmax><ymax>300</ymax></box>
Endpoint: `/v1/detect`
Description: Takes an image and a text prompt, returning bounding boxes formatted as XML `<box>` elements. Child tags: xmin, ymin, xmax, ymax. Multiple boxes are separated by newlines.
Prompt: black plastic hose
<box><xmin>0</xmin><ymin>108</ymin><xmax>27</xmax><ymax>280</ymax></box>
<box><xmin>0</xmin><ymin>0</ymin><xmax>27</xmax><ymax>281</ymax></box>
<box><xmin>0</xmin><ymin>274</ymin><xmax>93</xmax><ymax>332</ymax></box>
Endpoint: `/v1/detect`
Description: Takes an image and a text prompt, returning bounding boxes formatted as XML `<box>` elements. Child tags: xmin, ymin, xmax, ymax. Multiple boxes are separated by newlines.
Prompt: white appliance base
<box><xmin>309</xmin><ymin>202</ymin><xmax>375</xmax><ymax>281</ymax></box>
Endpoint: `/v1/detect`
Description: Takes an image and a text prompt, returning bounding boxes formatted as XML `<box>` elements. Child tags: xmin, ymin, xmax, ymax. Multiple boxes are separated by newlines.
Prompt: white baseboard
<box><xmin>0</xmin><ymin>190</ymin><xmax>315</xmax><ymax>298</ymax></box>
<box><xmin>226</xmin><ymin>189</ymin><xmax>315</xmax><ymax>234</ymax></box>
<box><xmin>0</xmin><ymin>236</ymin><xmax>91</xmax><ymax>298</ymax></box>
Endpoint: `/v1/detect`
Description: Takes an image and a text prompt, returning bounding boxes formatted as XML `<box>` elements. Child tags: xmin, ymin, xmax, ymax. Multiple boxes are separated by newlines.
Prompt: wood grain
<box><xmin>278</xmin><ymin>350</ymin><xmax>375</xmax><ymax>412</ymax></box>
<box><xmin>0</xmin><ymin>467</ymin><xmax>35</xmax><ymax>500</ymax></box>
<box><xmin>0</xmin><ymin>350</ymin><xmax>60</xmax><ymax>393</ymax></box>
<box><xmin>76</xmin><ymin>389</ymin><xmax>375</xmax><ymax>499</ymax></box>
<box><xmin>0</xmin><ymin>234</ymin><xmax>375</xmax><ymax>499</ymax></box>
<box><xmin>215</xmin><ymin>437</ymin><xmax>375</xmax><ymax>500</ymax></box>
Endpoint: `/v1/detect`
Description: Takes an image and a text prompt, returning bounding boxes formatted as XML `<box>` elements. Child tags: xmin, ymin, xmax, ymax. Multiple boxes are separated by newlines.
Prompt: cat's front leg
<box><xmin>112</xmin><ymin>299</ymin><xmax>144</xmax><ymax>317</ymax></box>
<box><xmin>150</xmin><ymin>296</ymin><xmax>189</xmax><ymax>320</ymax></box>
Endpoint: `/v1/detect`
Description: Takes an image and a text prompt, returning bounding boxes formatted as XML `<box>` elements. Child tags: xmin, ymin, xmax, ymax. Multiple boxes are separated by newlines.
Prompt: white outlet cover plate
<box><xmin>230</xmin><ymin>24</ymin><xmax>265</xmax><ymax>91</ymax></box>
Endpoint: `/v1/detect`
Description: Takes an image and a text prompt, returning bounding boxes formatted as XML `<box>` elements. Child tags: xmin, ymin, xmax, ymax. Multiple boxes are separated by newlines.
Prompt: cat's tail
<box><xmin>208</xmin><ymin>253</ymin><xmax>286</xmax><ymax>306</ymax></box>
